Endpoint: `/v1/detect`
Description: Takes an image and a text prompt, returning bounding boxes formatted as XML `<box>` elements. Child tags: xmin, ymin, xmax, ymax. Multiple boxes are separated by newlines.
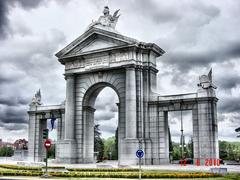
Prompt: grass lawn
<box><xmin>0</xmin><ymin>177</ymin><xmax>227</xmax><ymax>180</ymax></box>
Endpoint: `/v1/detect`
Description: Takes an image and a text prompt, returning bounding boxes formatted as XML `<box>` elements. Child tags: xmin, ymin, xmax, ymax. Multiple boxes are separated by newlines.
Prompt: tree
<box><xmin>104</xmin><ymin>136</ymin><xmax>118</xmax><ymax>160</ymax></box>
<box><xmin>94</xmin><ymin>124</ymin><xmax>104</xmax><ymax>160</ymax></box>
<box><xmin>171</xmin><ymin>139</ymin><xmax>193</xmax><ymax>160</ymax></box>
<box><xmin>219</xmin><ymin>141</ymin><xmax>229</xmax><ymax>159</ymax></box>
<box><xmin>185</xmin><ymin>137</ymin><xmax>193</xmax><ymax>158</ymax></box>
<box><xmin>47</xmin><ymin>144</ymin><xmax>55</xmax><ymax>159</ymax></box>
<box><xmin>172</xmin><ymin>142</ymin><xmax>181</xmax><ymax>160</ymax></box>
<box><xmin>0</xmin><ymin>146</ymin><xmax>14</xmax><ymax>157</ymax></box>
<box><xmin>219</xmin><ymin>141</ymin><xmax>240</xmax><ymax>160</ymax></box>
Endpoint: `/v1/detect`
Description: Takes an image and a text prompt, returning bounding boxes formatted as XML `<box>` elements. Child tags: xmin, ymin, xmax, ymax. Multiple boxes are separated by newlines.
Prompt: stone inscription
<box><xmin>65</xmin><ymin>59</ymin><xmax>85</xmax><ymax>70</ymax></box>
<box><xmin>85</xmin><ymin>56</ymin><xmax>109</xmax><ymax>67</ymax></box>
<box><xmin>65</xmin><ymin>52</ymin><xmax>130</xmax><ymax>70</ymax></box>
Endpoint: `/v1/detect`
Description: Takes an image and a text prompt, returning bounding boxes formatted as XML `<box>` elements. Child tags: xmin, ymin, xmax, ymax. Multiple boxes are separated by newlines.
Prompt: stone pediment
<box><xmin>55</xmin><ymin>27</ymin><xmax>138</xmax><ymax>60</ymax></box>
<box><xmin>64</xmin><ymin>35</ymin><xmax>128</xmax><ymax>57</ymax></box>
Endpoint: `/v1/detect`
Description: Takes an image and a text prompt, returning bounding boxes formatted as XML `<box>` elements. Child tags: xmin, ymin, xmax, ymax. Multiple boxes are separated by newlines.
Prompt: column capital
<box><xmin>83</xmin><ymin>106</ymin><xmax>96</xmax><ymax>113</ymax></box>
<box><xmin>142</xmin><ymin>66</ymin><xmax>158</xmax><ymax>73</ymax></box>
<box><xmin>135</xmin><ymin>65</ymin><xmax>143</xmax><ymax>71</ymax></box>
<box><xmin>123</xmin><ymin>64</ymin><xmax>136</xmax><ymax>70</ymax></box>
<box><xmin>64</xmin><ymin>73</ymin><xmax>75</xmax><ymax>80</ymax></box>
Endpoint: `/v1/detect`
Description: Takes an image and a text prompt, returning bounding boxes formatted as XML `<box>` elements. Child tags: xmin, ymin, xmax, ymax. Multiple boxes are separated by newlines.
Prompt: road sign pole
<box><xmin>138</xmin><ymin>139</ymin><xmax>142</xmax><ymax>180</ymax></box>
<box><xmin>43</xmin><ymin>139</ymin><xmax>51</xmax><ymax>177</ymax></box>
<box><xmin>45</xmin><ymin>148</ymin><xmax>48</xmax><ymax>175</ymax></box>
<box><xmin>136</xmin><ymin>148</ymin><xmax>144</xmax><ymax>180</ymax></box>
<box><xmin>139</xmin><ymin>157</ymin><xmax>141</xmax><ymax>180</ymax></box>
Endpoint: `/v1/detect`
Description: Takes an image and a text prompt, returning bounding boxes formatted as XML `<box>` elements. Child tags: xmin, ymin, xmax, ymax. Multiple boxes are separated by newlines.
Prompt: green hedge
<box><xmin>0</xmin><ymin>164</ymin><xmax>223</xmax><ymax>178</ymax></box>
<box><xmin>0</xmin><ymin>169</ymin><xmax>222</xmax><ymax>178</ymax></box>
<box><xmin>67</xmin><ymin>168</ymin><xmax>138</xmax><ymax>172</ymax></box>
<box><xmin>0</xmin><ymin>164</ymin><xmax>65</xmax><ymax>171</ymax></box>
<box><xmin>0</xmin><ymin>164</ymin><xmax>41</xmax><ymax>171</ymax></box>
<box><xmin>0</xmin><ymin>165</ymin><xmax>137</xmax><ymax>172</ymax></box>
<box><xmin>50</xmin><ymin>172</ymin><xmax>222</xmax><ymax>178</ymax></box>
<box><xmin>0</xmin><ymin>170</ymin><xmax>43</xmax><ymax>176</ymax></box>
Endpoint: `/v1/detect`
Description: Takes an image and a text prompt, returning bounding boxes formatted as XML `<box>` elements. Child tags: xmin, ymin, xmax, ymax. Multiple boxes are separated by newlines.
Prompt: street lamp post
<box><xmin>109</xmin><ymin>151</ymin><xmax>112</xmax><ymax>160</ymax></box>
<box><xmin>180</xmin><ymin>110</ymin><xmax>184</xmax><ymax>159</ymax></box>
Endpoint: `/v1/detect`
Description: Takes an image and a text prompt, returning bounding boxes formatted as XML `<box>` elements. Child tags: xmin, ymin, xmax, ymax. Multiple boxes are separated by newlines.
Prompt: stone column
<box><xmin>192</xmin><ymin>106</ymin><xmax>200</xmax><ymax>160</ymax></box>
<box><xmin>119</xmin><ymin>67</ymin><xmax>138</xmax><ymax>165</ymax></box>
<box><xmin>83</xmin><ymin>106</ymin><xmax>95</xmax><ymax>163</ymax></box>
<box><xmin>196</xmin><ymin>99</ymin><xmax>218</xmax><ymax>162</ymax></box>
<box><xmin>39</xmin><ymin>118</ymin><xmax>47</xmax><ymax>161</ymax></box>
<box><xmin>34</xmin><ymin>114</ymin><xmax>40</xmax><ymax>161</ymax></box>
<box><xmin>125</xmin><ymin>67</ymin><xmax>137</xmax><ymax>138</ymax></box>
<box><xmin>196</xmin><ymin>87</ymin><xmax>219</xmax><ymax>164</ymax></box>
<box><xmin>116</xmin><ymin>103</ymin><xmax>120</xmax><ymax>163</ymax></box>
<box><xmin>136</xmin><ymin>68</ymin><xmax>144</xmax><ymax>138</ymax></box>
<box><xmin>27</xmin><ymin>110</ymin><xmax>36</xmax><ymax>162</ymax></box>
<box><xmin>57</xmin><ymin>74</ymin><xmax>77</xmax><ymax>163</ymax></box>
<box><xmin>65</xmin><ymin>74</ymin><xmax>75</xmax><ymax>140</ymax></box>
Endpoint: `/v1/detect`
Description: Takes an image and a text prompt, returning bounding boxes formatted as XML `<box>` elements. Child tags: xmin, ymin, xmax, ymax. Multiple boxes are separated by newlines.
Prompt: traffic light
<box><xmin>43</xmin><ymin>129</ymin><xmax>49</xmax><ymax>139</ymax></box>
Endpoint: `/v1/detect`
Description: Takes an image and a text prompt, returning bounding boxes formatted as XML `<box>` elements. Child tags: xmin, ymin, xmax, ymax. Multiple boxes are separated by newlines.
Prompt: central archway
<box><xmin>94</xmin><ymin>87</ymin><xmax>119</xmax><ymax>162</ymax></box>
<box><xmin>73</xmin><ymin>69</ymin><xmax>127</xmax><ymax>164</ymax></box>
<box><xmin>82</xmin><ymin>82</ymin><xmax>121</xmax><ymax>163</ymax></box>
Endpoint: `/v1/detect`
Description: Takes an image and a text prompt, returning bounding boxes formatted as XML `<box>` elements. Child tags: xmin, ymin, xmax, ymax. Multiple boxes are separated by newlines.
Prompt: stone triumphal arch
<box><xmin>28</xmin><ymin>7</ymin><xmax>219</xmax><ymax>165</ymax></box>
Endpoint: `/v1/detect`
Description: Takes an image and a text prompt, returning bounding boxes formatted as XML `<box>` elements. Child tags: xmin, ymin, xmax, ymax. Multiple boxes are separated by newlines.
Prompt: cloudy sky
<box><xmin>0</xmin><ymin>0</ymin><xmax>239</xmax><ymax>143</ymax></box>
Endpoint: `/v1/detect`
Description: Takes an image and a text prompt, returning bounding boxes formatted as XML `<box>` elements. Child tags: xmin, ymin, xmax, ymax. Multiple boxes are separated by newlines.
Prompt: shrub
<box><xmin>67</xmin><ymin>168</ymin><xmax>138</xmax><ymax>172</ymax></box>
<box><xmin>0</xmin><ymin>164</ymin><xmax>41</xmax><ymax>171</ymax></box>
<box><xmin>0</xmin><ymin>165</ymin><xmax>223</xmax><ymax>178</ymax></box>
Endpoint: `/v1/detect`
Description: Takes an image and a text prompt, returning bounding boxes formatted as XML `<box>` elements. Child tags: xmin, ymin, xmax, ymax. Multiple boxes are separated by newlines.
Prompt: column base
<box><xmin>119</xmin><ymin>138</ymin><xmax>139</xmax><ymax>165</ymax></box>
<box><xmin>119</xmin><ymin>138</ymin><xmax>153</xmax><ymax>165</ymax></box>
<box><xmin>56</xmin><ymin>139</ymin><xmax>77</xmax><ymax>163</ymax></box>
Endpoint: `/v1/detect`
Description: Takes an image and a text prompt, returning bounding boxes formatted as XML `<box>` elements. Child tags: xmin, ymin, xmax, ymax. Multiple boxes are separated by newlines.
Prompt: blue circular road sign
<box><xmin>136</xmin><ymin>149</ymin><xmax>144</xmax><ymax>158</ymax></box>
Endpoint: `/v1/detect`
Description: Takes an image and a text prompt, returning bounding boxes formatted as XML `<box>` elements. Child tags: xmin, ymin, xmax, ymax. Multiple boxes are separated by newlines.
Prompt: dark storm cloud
<box><xmin>0</xmin><ymin>95</ymin><xmax>28</xmax><ymax>107</ymax></box>
<box><xmin>161</xmin><ymin>51</ymin><xmax>211</xmax><ymax>71</ymax></box>
<box><xmin>0</xmin><ymin>0</ymin><xmax>8</xmax><ymax>38</ymax></box>
<box><xmin>0</xmin><ymin>75</ymin><xmax>15</xmax><ymax>83</ymax></box>
<box><xmin>161</xmin><ymin>40</ymin><xmax>240</xmax><ymax>72</ymax></box>
<box><xmin>0</xmin><ymin>122</ymin><xmax>27</xmax><ymax>131</ymax></box>
<box><xmin>89</xmin><ymin>0</ymin><xmax>182</xmax><ymax>24</ymax></box>
<box><xmin>216</xmin><ymin>75</ymin><xmax>240</xmax><ymax>90</ymax></box>
<box><xmin>219</xmin><ymin>97</ymin><xmax>240</xmax><ymax>114</ymax></box>
<box><xmin>190</xmin><ymin>1</ymin><xmax>220</xmax><ymax>19</ymax></box>
<box><xmin>0</xmin><ymin>0</ymin><xmax>47</xmax><ymax>38</ymax></box>
<box><xmin>130</xmin><ymin>0</ymin><xmax>182</xmax><ymax>24</ymax></box>
<box><xmin>13</xmin><ymin>0</ymin><xmax>46</xmax><ymax>8</ymax></box>
<box><xmin>0</xmin><ymin>69</ymin><xmax>23</xmax><ymax>84</ymax></box>
<box><xmin>0</xmin><ymin>29</ymin><xmax>66</xmax><ymax>131</ymax></box>
<box><xmin>0</xmin><ymin>105</ymin><xmax>28</xmax><ymax>124</ymax></box>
